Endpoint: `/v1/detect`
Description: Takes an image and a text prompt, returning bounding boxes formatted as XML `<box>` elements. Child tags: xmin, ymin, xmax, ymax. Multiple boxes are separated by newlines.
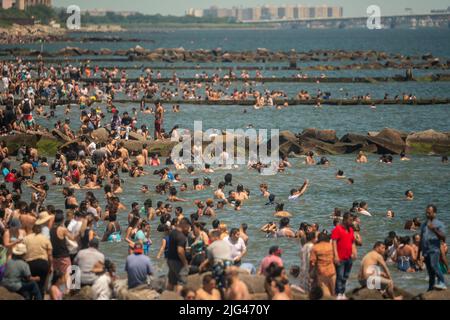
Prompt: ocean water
<box><xmin>4</xmin><ymin>29</ymin><xmax>450</xmax><ymax>295</ymax></box>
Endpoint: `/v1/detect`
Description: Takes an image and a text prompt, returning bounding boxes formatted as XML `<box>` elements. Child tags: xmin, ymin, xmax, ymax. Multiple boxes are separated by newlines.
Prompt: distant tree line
<box><xmin>0</xmin><ymin>5</ymin><xmax>57</xmax><ymax>25</ymax></box>
<box><xmin>1</xmin><ymin>6</ymin><xmax>238</xmax><ymax>27</ymax></box>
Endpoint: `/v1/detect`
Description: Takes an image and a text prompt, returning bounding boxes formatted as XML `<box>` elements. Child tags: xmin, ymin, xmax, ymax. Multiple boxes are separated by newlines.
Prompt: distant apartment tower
<box><xmin>8</xmin><ymin>0</ymin><xmax>52</xmax><ymax>10</ymax></box>
<box><xmin>1</xmin><ymin>0</ymin><xmax>14</xmax><ymax>9</ymax></box>
<box><xmin>186</xmin><ymin>8</ymin><xmax>204</xmax><ymax>17</ymax></box>
<box><xmin>189</xmin><ymin>4</ymin><xmax>343</xmax><ymax>21</ymax></box>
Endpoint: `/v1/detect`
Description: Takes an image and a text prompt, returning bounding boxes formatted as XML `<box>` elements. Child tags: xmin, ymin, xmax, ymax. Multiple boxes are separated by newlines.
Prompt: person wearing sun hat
<box><xmin>1</xmin><ymin>243</ymin><xmax>42</xmax><ymax>300</ymax></box>
<box><xmin>35</xmin><ymin>211</ymin><xmax>53</xmax><ymax>239</ymax></box>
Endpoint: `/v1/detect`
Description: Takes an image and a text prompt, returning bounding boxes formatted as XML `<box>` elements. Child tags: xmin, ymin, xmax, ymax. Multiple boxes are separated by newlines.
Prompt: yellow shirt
<box><xmin>23</xmin><ymin>233</ymin><xmax>52</xmax><ymax>262</ymax></box>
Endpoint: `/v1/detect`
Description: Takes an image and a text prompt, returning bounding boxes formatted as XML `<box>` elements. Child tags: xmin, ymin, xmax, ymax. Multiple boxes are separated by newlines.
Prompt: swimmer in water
<box><xmin>356</xmin><ymin>151</ymin><xmax>368</xmax><ymax>163</ymax></box>
<box><xmin>357</xmin><ymin>201</ymin><xmax>372</xmax><ymax>217</ymax></box>
<box><xmin>288</xmin><ymin>179</ymin><xmax>309</xmax><ymax>201</ymax></box>
<box><xmin>336</xmin><ymin>170</ymin><xmax>346</xmax><ymax>179</ymax></box>
<box><xmin>274</xmin><ymin>203</ymin><xmax>292</xmax><ymax>218</ymax></box>
<box><xmin>405</xmin><ymin>190</ymin><xmax>414</xmax><ymax>201</ymax></box>
<box><xmin>386</xmin><ymin>210</ymin><xmax>395</xmax><ymax>218</ymax></box>
<box><xmin>400</xmin><ymin>151</ymin><xmax>410</xmax><ymax>161</ymax></box>
<box><xmin>305</xmin><ymin>151</ymin><xmax>315</xmax><ymax>165</ymax></box>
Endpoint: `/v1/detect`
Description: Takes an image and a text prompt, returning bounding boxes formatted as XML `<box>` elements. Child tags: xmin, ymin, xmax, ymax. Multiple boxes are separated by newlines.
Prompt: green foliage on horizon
<box><xmin>0</xmin><ymin>5</ymin><xmax>57</xmax><ymax>24</ymax></box>
<box><xmin>78</xmin><ymin>12</ymin><xmax>238</xmax><ymax>26</ymax></box>
<box><xmin>1</xmin><ymin>6</ymin><xmax>241</xmax><ymax>28</ymax></box>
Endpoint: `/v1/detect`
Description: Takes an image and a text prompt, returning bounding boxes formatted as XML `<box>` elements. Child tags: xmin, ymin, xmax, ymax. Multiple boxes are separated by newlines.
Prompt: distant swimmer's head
<box><xmin>386</xmin><ymin>210</ymin><xmax>395</xmax><ymax>218</ymax></box>
<box><xmin>405</xmin><ymin>190</ymin><xmax>414</xmax><ymax>199</ymax></box>
<box><xmin>224</xmin><ymin>173</ymin><xmax>232</xmax><ymax>186</ymax></box>
<box><xmin>275</xmin><ymin>203</ymin><xmax>284</xmax><ymax>212</ymax></box>
<box><xmin>279</xmin><ymin>217</ymin><xmax>290</xmax><ymax>228</ymax></box>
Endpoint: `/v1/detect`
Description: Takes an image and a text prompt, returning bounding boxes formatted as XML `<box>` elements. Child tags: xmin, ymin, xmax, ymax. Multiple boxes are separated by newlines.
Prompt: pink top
<box><xmin>259</xmin><ymin>254</ymin><xmax>283</xmax><ymax>276</ymax></box>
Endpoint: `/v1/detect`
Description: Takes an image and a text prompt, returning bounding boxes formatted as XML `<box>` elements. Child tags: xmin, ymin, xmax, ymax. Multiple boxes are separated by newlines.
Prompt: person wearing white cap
<box><xmin>0</xmin><ymin>243</ymin><xmax>42</xmax><ymax>300</ymax></box>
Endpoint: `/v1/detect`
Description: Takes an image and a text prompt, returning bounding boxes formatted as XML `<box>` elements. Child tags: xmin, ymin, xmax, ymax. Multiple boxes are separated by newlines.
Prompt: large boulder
<box><xmin>300</xmin><ymin>128</ymin><xmax>338</xmax><ymax>144</ymax></box>
<box><xmin>348</xmin><ymin>286</ymin><xmax>413</xmax><ymax>300</ymax></box>
<box><xmin>186</xmin><ymin>272</ymin><xmax>211</xmax><ymax>291</ymax></box>
<box><xmin>90</xmin><ymin>128</ymin><xmax>110</xmax><ymax>143</ymax></box>
<box><xmin>63</xmin><ymin>286</ymin><xmax>93</xmax><ymax>300</ymax></box>
<box><xmin>160</xmin><ymin>290</ymin><xmax>183</xmax><ymax>300</ymax></box>
<box><xmin>186</xmin><ymin>272</ymin><xmax>266</xmax><ymax>294</ymax></box>
<box><xmin>114</xmin><ymin>279</ymin><xmax>159</xmax><ymax>300</ymax></box>
<box><xmin>270</xmin><ymin>131</ymin><xmax>304</xmax><ymax>157</ymax></box>
<box><xmin>251</xmin><ymin>293</ymin><xmax>269</xmax><ymax>300</ymax></box>
<box><xmin>238</xmin><ymin>274</ymin><xmax>266</xmax><ymax>294</ymax></box>
<box><xmin>146</xmin><ymin>52</ymin><xmax>163</xmax><ymax>61</ymax></box>
<box><xmin>59</xmin><ymin>47</ymin><xmax>84</xmax><ymax>56</ymax></box>
<box><xmin>414</xmin><ymin>289</ymin><xmax>450</xmax><ymax>300</ymax></box>
<box><xmin>406</xmin><ymin>129</ymin><xmax>450</xmax><ymax>155</ymax></box>
<box><xmin>128</xmin><ymin>131</ymin><xmax>147</xmax><ymax>142</ymax></box>
<box><xmin>99</xmin><ymin>48</ymin><xmax>113</xmax><ymax>55</ymax></box>
<box><xmin>0</xmin><ymin>286</ymin><xmax>24</xmax><ymax>300</ymax></box>
<box><xmin>0</xmin><ymin>133</ymin><xmax>38</xmax><ymax>155</ymax></box>
<box><xmin>366</xmin><ymin>128</ymin><xmax>406</xmax><ymax>154</ymax></box>
<box><xmin>51</xmin><ymin>129</ymin><xmax>72</xmax><ymax>143</ymax></box>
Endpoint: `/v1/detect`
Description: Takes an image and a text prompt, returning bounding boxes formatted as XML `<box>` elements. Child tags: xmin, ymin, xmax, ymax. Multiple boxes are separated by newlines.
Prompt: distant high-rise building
<box><xmin>188</xmin><ymin>4</ymin><xmax>343</xmax><ymax>21</ymax></box>
<box><xmin>8</xmin><ymin>0</ymin><xmax>52</xmax><ymax>10</ymax></box>
<box><xmin>187</xmin><ymin>8</ymin><xmax>204</xmax><ymax>17</ymax></box>
<box><xmin>1</xmin><ymin>0</ymin><xmax>14</xmax><ymax>9</ymax></box>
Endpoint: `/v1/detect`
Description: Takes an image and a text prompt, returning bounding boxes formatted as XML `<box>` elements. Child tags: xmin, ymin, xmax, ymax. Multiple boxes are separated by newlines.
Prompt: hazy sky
<box><xmin>54</xmin><ymin>0</ymin><xmax>450</xmax><ymax>17</ymax></box>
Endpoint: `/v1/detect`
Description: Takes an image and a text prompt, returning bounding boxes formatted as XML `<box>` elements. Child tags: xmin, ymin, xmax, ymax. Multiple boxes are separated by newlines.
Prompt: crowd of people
<box><xmin>0</xmin><ymin>58</ymin><xmax>448</xmax><ymax>301</ymax></box>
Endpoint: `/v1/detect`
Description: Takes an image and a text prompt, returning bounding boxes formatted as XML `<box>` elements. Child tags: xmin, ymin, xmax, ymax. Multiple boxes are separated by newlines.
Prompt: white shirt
<box><xmin>223</xmin><ymin>236</ymin><xmax>246</xmax><ymax>260</ymax></box>
<box><xmin>91</xmin><ymin>273</ymin><xmax>113</xmax><ymax>300</ymax></box>
<box><xmin>68</xmin><ymin>219</ymin><xmax>82</xmax><ymax>236</ymax></box>
<box><xmin>87</xmin><ymin>142</ymin><xmax>96</xmax><ymax>156</ymax></box>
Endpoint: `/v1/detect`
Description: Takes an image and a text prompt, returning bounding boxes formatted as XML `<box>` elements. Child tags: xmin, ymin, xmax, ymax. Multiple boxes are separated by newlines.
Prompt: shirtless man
<box><xmin>225</xmin><ymin>267</ymin><xmax>251</xmax><ymax>300</ymax></box>
<box><xmin>117</xmin><ymin>142</ymin><xmax>129</xmax><ymax>170</ymax></box>
<box><xmin>356</xmin><ymin>151</ymin><xmax>368</xmax><ymax>163</ymax></box>
<box><xmin>214</xmin><ymin>182</ymin><xmax>226</xmax><ymax>201</ymax></box>
<box><xmin>260</xmin><ymin>183</ymin><xmax>270</xmax><ymax>198</ymax></box>
<box><xmin>21</xmin><ymin>158</ymin><xmax>34</xmax><ymax>180</ymax></box>
<box><xmin>142</xmin><ymin>144</ymin><xmax>149</xmax><ymax>165</ymax></box>
<box><xmin>19</xmin><ymin>207</ymin><xmax>37</xmax><ymax>235</ymax></box>
<box><xmin>62</xmin><ymin>119</ymin><xmax>75</xmax><ymax>140</ymax></box>
<box><xmin>358</xmin><ymin>242</ymin><xmax>403</xmax><ymax>300</ymax></box>
<box><xmin>305</xmin><ymin>151</ymin><xmax>315</xmax><ymax>165</ymax></box>
<box><xmin>154</xmin><ymin>101</ymin><xmax>164</xmax><ymax>140</ymax></box>
<box><xmin>196</xmin><ymin>275</ymin><xmax>221</xmax><ymax>300</ymax></box>
<box><xmin>235</xmin><ymin>184</ymin><xmax>248</xmax><ymax>202</ymax></box>
<box><xmin>136</xmin><ymin>152</ymin><xmax>146</xmax><ymax>167</ymax></box>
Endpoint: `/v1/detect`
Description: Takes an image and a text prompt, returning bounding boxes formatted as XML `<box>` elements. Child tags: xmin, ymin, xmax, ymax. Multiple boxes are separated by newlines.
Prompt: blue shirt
<box><xmin>125</xmin><ymin>254</ymin><xmax>154</xmax><ymax>289</ymax></box>
<box><xmin>420</xmin><ymin>219</ymin><xmax>446</xmax><ymax>256</ymax></box>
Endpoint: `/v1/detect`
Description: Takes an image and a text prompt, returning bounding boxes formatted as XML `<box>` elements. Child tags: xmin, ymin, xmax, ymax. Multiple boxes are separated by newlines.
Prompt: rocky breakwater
<box><xmin>4</xmin><ymin>127</ymin><xmax>449</xmax><ymax>160</ymax></box>
<box><xmin>5</xmin><ymin>46</ymin><xmax>447</xmax><ymax>70</ymax></box>
<box><xmin>270</xmin><ymin>128</ymin><xmax>450</xmax><ymax>157</ymax></box>
<box><xmin>0</xmin><ymin>24</ymin><xmax>66</xmax><ymax>45</ymax></box>
<box><xmin>62</xmin><ymin>268</ymin><xmax>308</xmax><ymax>300</ymax></box>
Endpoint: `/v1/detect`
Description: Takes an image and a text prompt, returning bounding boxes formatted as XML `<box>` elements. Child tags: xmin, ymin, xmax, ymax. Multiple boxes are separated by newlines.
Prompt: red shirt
<box><xmin>5</xmin><ymin>173</ymin><xmax>16</xmax><ymax>183</ymax></box>
<box><xmin>331</xmin><ymin>224</ymin><xmax>355</xmax><ymax>261</ymax></box>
